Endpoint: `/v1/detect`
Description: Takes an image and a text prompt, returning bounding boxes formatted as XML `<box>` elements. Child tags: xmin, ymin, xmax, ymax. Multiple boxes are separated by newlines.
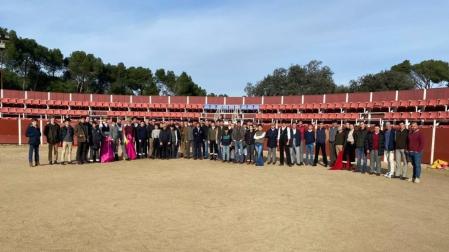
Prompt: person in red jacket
<box><xmin>408</xmin><ymin>122</ymin><xmax>425</xmax><ymax>183</ymax></box>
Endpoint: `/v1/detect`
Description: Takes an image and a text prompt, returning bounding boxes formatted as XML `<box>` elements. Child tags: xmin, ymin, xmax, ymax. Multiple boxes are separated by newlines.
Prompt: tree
<box><xmin>0</xmin><ymin>26</ymin><xmax>208</xmax><ymax>96</ymax></box>
<box><xmin>245</xmin><ymin>60</ymin><xmax>336</xmax><ymax>96</ymax></box>
<box><xmin>349</xmin><ymin>70</ymin><xmax>415</xmax><ymax>92</ymax></box>
<box><xmin>67</xmin><ymin>51</ymin><xmax>103</xmax><ymax>93</ymax></box>
<box><xmin>391</xmin><ymin>59</ymin><xmax>449</xmax><ymax>89</ymax></box>
<box><xmin>412</xmin><ymin>60</ymin><xmax>449</xmax><ymax>89</ymax></box>
<box><xmin>175</xmin><ymin>72</ymin><xmax>207</xmax><ymax>96</ymax></box>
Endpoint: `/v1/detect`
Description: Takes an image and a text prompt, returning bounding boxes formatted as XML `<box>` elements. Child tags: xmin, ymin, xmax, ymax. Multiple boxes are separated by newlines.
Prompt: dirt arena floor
<box><xmin>1</xmin><ymin>145</ymin><xmax>449</xmax><ymax>252</ymax></box>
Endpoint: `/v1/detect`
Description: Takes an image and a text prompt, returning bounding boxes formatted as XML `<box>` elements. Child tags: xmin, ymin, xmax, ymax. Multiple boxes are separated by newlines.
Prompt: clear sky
<box><xmin>1</xmin><ymin>0</ymin><xmax>448</xmax><ymax>95</ymax></box>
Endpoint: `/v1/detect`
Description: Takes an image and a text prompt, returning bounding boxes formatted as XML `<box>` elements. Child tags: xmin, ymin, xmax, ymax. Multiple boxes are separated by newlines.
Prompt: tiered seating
<box><xmin>1</xmin><ymin>90</ymin><xmax>449</xmax><ymax>122</ymax></box>
<box><xmin>259</xmin><ymin>99</ymin><xmax>449</xmax><ymax>112</ymax></box>
<box><xmin>384</xmin><ymin>111</ymin><xmax>449</xmax><ymax>120</ymax></box>
<box><xmin>255</xmin><ymin>113</ymin><xmax>360</xmax><ymax>121</ymax></box>
<box><xmin>0</xmin><ymin>98</ymin><xmax>203</xmax><ymax>110</ymax></box>
<box><xmin>105</xmin><ymin>111</ymin><xmax>201</xmax><ymax>119</ymax></box>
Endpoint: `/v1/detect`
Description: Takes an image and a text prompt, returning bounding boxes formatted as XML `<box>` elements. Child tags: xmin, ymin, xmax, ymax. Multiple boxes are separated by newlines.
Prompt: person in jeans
<box><xmin>395</xmin><ymin>122</ymin><xmax>409</xmax><ymax>179</ymax></box>
<box><xmin>366</xmin><ymin>125</ymin><xmax>385</xmax><ymax>175</ymax></box>
<box><xmin>304</xmin><ymin>125</ymin><xmax>315</xmax><ymax>166</ymax></box>
<box><xmin>328</xmin><ymin>121</ymin><xmax>338</xmax><ymax>166</ymax></box>
<box><xmin>220</xmin><ymin>127</ymin><xmax>232</xmax><ymax>162</ymax></box>
<box><xmin>313</xmin><ymin>122</ymin><xmax>328</xmax><ymax>167</ymax></box>
<box><xmin>26</xmin><ymin>118</ymin><xmax>41</xmax><ymax>167</ymax></box>
<box><xmin>60</xmin><ymin>118</ymin><xmax>74</xmax><ymax>165</ymax></box>
<box><xmin>244</xmin><ymin>125</ymin><xmax>256</xmax><ymax>164</ymax></box>
<box><xmin>44</xmin><ymin>117</ymin><xmax>61</xmax><ymax>165</ymax></box>
<box><xmin>290</xmin><ymin>123</ymin><xmax>302</xmax><ymax>166</ymax></box>
<box><xmin>232</xmin><ymin>122</ymin><xmax>245</xmax><ymax>163</ymax></box>
<box><xmin>265</xmin><ymin>123</ymin><xmax>278</xmax><ymax>165</ymax></box>
<box><xmin>408</xmin><ymin>122</ymin><xmax>425</xmax><ymax>183</ymax></box>
<box><xmin>254</xmin><ymin>124</ymin><xmax>266</xmax><ymax>167</ymax></box>
<box><xmin>383</xmin><ymin>122</ymin><xmax>396</xmax><ymax>178</ymax></box>
<box><xmin>354</xmin><ymin>122</ymin><xmax>368</xmax><ymax>173</ymax></box>
<box><xmin>75</xmin><ymin>117</ymin><xmax>89</xmax><ymax>165</ymax></box>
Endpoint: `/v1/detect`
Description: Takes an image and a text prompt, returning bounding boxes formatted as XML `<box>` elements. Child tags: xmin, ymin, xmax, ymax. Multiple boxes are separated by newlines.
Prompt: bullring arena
<box><xmin>1</xmin><ymin>88</ymin><xmax>449</xmax><ymax>251</ymax></box>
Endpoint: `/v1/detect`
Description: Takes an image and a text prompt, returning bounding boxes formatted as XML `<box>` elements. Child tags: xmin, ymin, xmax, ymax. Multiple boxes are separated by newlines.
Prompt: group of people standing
<box><xmin>26</xmin><ymin>117</ymin><xmax>425</xmax><ymax>183</ymax></box>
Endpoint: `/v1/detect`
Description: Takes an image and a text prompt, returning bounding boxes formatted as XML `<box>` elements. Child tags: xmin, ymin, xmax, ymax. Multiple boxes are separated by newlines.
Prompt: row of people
<box><xmin>26</xmin><ymin>118</ymin><xmax>424</xmax><ymax>183</ymax></box>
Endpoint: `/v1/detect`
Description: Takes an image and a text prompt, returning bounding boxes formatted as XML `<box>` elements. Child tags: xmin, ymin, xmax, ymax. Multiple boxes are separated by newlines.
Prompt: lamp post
<box><xmin>0</xmin><ymin>34</ymin><xmax>10</xmax><ymax>90</ymax></box>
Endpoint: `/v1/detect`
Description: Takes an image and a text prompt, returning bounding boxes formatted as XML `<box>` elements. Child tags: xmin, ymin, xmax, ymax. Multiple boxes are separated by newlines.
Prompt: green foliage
<box><xmin>0</xmin><ymin>27</ymin><xmax>206</xmax><ymax>96</ymax></box>
<box><xmin>349</xmin><ymin>70</ymin><xmax>415</xmax><ymax>92</ymax></box>
<box><xmin>245</xmin><ymin>60</ymin><xmax>336</xmax><ymax>96</ymax></box>
<box><xmin>391</xmin><ymin>60</ymin><xmax>449</xmax><ymax>89</ymax></box>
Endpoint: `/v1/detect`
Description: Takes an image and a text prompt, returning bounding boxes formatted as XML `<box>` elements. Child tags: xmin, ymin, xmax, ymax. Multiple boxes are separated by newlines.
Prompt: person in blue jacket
<box><xmin>26</xmin><ymin>118</ymin><xmax>41</xmax><ymax>167</ymax></box>
<box><xmin>304</xmin><ymin>124</ymin><xmax>316</xmax><ymax>166</ymax></box>
<box><xmin>265</xmin><ymin>123</ymin><xmax>278</xmax><ymax>165</ymax></box>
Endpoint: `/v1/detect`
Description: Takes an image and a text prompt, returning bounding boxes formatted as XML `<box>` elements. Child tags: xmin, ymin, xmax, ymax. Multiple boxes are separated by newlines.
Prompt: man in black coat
<box><xmin>26</xmin><ymin>119</ymin><xmax>41</xmax><ymax>167</ymax></box>
<box><xmin>192</xmin><ymin>122</ymin><xmax>204</xmax><ymax>160</ymax></box>
<box><xmin>83</xmin><ymin>116</ymin><xmax>93</xmax><ymax>163</ymax></box>
<box><xmin>136</xmin><ymin>121</ymin><xmax>148</xmax><ymax>158</ymax></box>
<box><xmin>159</xmin><ymin>123</ymin><xmax>171</xmax><ymax>159</ymax></box>
<box><xmin>43</xmin><ymin>117</ymin><xmax>61</xmax><ymax>165</ymax></box>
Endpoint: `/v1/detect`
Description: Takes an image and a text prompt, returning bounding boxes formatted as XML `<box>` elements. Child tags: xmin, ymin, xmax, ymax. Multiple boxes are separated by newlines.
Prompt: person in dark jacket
<box><xmin>290</xmin><ymin>123</ymin><xmax>302</xmax><ymax>166</ymax></box>
<box><xmin>26</xmin><ymin>119</ymin><xmax>41</xmax><ymax>167</ymax></box>
<box><xmin>169</xmin><ymin>124</ymin><xmax>180</xmax><ymax>158</ymax></box>
<box><xmin>208</xmin><ymin>121</ymin><xmax>219</xmax><ymax>160</ymax></box>
<box><xmin>83</xmin><ymin>116</ymin><xmax>93</xmax><ymax>163</ymax></box>
<box><xmin>265</xmin><ymin>123</ymin><xmax>278</xmax><ymax>165</ymax></box>
<box><xmin>89</xmin><ymin>121</ymin><xmax>102</xmax><ymax>162</ymax></box>
<box><xmin>407</xmin><ymin>122</ymin><xmax>425</xmax><ymax>183</ymax></box>
<box><xmin>383</xmin><ymin>122</ymin><xmax>396</xmax><ymax>178</ymax></box>
<box><xmin>277</xmin><ymin>121</ymin><xmax>292</xmax><ymax>166</ymax></box>
<box><xmin>136</xmin><ymin>121</ymin><xmax>148</xmax><ymax>158</ymax></box>
<box><xmin>75</xmin><ymin>117</ymin><xmax>89</xmax><ymax>164</ymax></box>
<box><xmin>244</xmin><ymin>125</ymin><xmax>256</xmax><ymax>164</ymax></box>
<box><xmin>304</xmin><ymin>125</ymin><xmax>316</xmax><ymax>166</ymax></box>
<box><xmin>192</xmin><ymin>122</ymin><xmax>204</xmax><ymax>160</ymax></box>
<box><xmin>365</xmin><ymin>125</ymin><xmax>385</xmax><ymax>175</ymax></box>
<box><xmin>159</xmin><ymin>124</ymin><xmax>171</xmax><ymax>159</ymax></box>
<box><xmin>313</xmin><ymin>122</ymin><xmax>328</xmax><ymax>167</ymax></box>
<box><xmin>60</xmin><ymin>118</ymin><xmax>74</xmax><ymax>164</ymax></box>
<box><xmin>201</xmin><ymin>121</ymin><xmax>210</xmax><ymax>159</ymax></box>
<box><xmin>343</xmin><ymin>123</ymin><xmax>356</xmax><ymax>170</ymax></box>
<box><xmin>44</xmin><ymin>117</ymin><xmax>61</xmax><ymax>165</ymax></box>
<box><xmin>220</xmin><ymin>127</ymin><xmax>232</xmax><ymax>162</ymax></box>
<box><xmin>354</xmin><ymin>122</ymin><xmax>369</xmax><ymax>173</ymax></box>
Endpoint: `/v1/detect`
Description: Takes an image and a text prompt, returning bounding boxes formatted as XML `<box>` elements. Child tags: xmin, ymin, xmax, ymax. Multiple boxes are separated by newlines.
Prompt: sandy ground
<box><xmin>0</xmin><ymin>145</ymin><xmax>449</xmax><ymax>252</ymax></box>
